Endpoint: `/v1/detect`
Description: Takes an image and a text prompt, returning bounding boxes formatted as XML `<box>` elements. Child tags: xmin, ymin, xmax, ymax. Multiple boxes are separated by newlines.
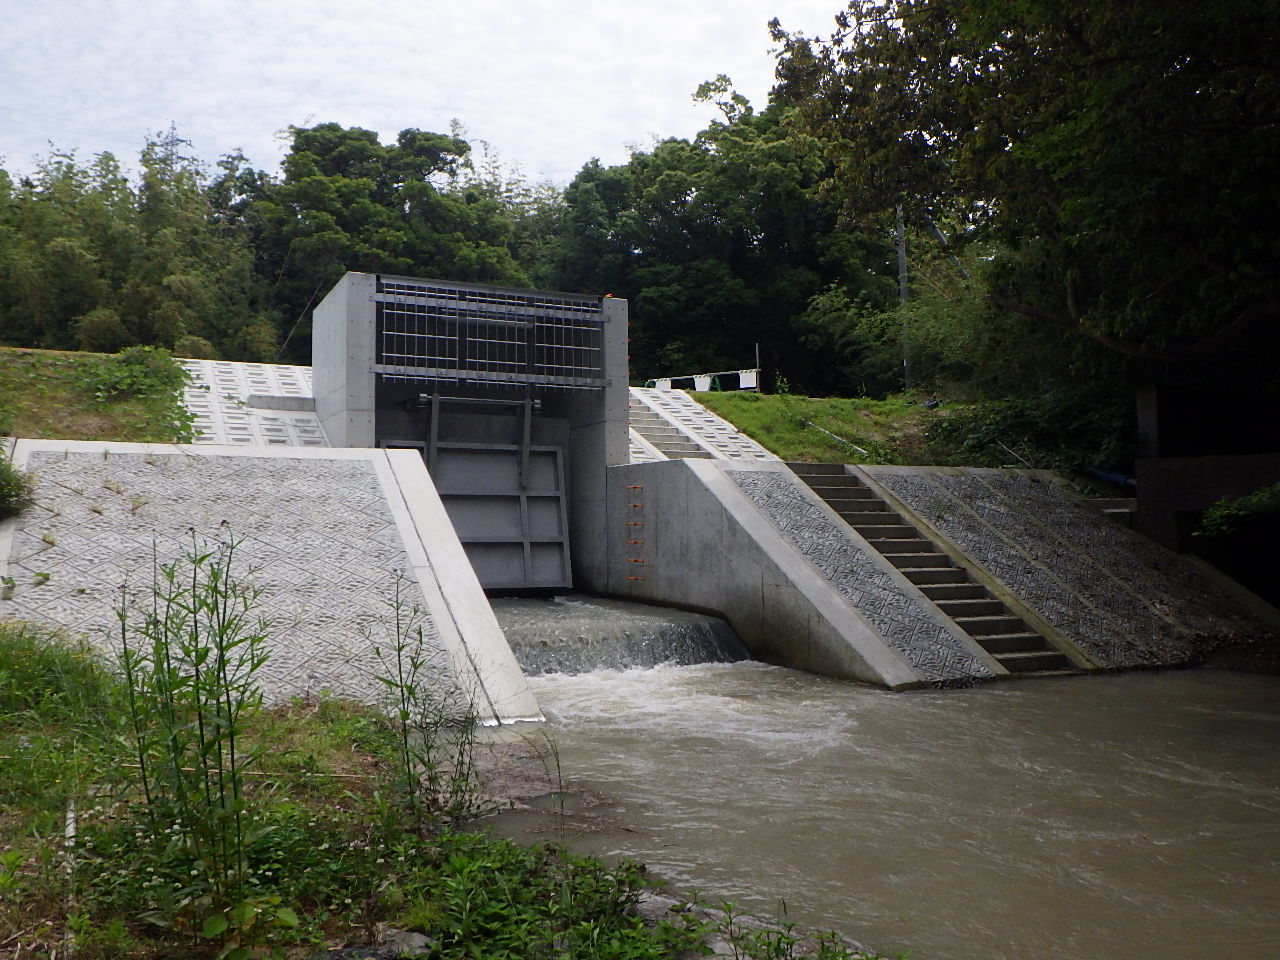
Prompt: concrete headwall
<box><xmin>602</xmin><ymin>459</ymin><xmax>997</xmax><ymax>689</ymax></box>
<box><xmin>566</xmin><ymin>295</ymin><xmax>631</xmax><ymax>591</ymax></box>
<box><xmin>0</xmin><ymin>440</ymin><xmax>540</xmax><ymax>724</ymax></box>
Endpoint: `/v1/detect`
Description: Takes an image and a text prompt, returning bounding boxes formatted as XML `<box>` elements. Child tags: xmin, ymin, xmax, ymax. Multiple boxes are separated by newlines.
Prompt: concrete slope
<box><xmin>791</xmin><ymin>463</ymin><xmax>1087</xmax><ymax>677</ymax></box>
<box><xmin>180</xmin><ymin>359</ymin><xmax>329</xmax><ymax>447</ymax></box>
<box><xmin>861</xmin><ymin>465</ymin><xmax>1280</xmax><ymax>667</ymax></box>
<box><xmin>0</xmin><ymin>439</ymin><xmax>540</xmax><ymax>724</ymax></box>
<box><xmin>602</xmin><ymin>459</ymin><xmax>1002</xmax><ymax>689</ymax></box>
<box><xmin>628</xmin><ymin>387</ymin><xmax>777</xmax><ymax>461</ymax></box>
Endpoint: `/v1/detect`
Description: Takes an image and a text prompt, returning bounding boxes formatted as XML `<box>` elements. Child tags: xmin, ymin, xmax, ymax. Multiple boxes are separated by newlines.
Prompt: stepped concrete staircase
<box><xmin>628</xmin><ymin>396</ymin><xmax>714</xmax><ymax>459</ymax></box>
<box><xmin>788</xmin><ymin>463</ymin><xmax>1076</xmax><ymax>677</ymax></box>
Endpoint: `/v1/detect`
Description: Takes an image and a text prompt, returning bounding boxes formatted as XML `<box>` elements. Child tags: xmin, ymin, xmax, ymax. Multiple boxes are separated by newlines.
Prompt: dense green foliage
<box><xmin>551</xmin><ymin>90</ymin><xmax>896</xmax><ymax>393</ymax></box>
<box><xmin>2</xmin><ymin>0</ymin><xmax>1275</xmax><ymax>458</ymax></box>
<box><xmin>770</xmin><ymin>0</ymin><xmax>1280</xmax><ymax>398</ymax></box>
<box><xmin>921</xmin><ymin>388</ymin><xmax>1134</xmax><ymax>472</ymax></box>
<box><xmin>0</xmin><ymin>133</ymin><xmax>273</xmax><ymax>360</ymax></box>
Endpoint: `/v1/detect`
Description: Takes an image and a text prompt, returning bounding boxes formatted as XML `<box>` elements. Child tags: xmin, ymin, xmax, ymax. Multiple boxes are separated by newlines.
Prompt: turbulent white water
<box><xmin>492</xmin><ymin>594</ymin><xmax>749</xmax><ymax>675</ymax></box>
<box><xmin>518</xmin><ymin>664</ymin><xmax>1280</xmax><ymax>960</ymax></box>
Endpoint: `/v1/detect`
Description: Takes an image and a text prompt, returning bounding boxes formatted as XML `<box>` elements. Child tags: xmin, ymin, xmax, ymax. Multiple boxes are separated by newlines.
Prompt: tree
<box><xmin>225</xmin><ymin>123</ymin><xmax>531</xmax><ymax>360</ymax></box>
<box><xmin>0</xmin><ymin>132</ymin><xmax>271</xmax><ymax>359</ymax></box>
<box><xmin>552</xmin><ymin>96</ymin><xmax>896</xmax><ymax>393</ymax></box>
<box><xmin>771</xmin><ymin>0</ymin><xmax>1280</xmax><ymax>393</ymax></box>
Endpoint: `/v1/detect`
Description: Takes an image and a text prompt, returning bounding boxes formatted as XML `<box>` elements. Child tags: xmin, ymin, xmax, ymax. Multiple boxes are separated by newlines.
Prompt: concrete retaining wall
<box><xmin>862</xmin><ymin>464</ymin><xmax>1280</xmax><ymax>667</ymax></box>
<box><xmin>0</xmin><ymin>440</ymin><xmax>540</xmax><ymax>724</ymax></box>
<box><xmin>602</xmin><ymin>459</ymin><xmax>966</xmax><ymax>689</ymax></box>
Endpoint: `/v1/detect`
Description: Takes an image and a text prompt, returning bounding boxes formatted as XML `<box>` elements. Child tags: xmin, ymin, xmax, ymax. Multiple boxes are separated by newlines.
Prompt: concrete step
<box><xmin>919</xmin><ymin>583</ymin><xmax>985</xmax><ymax>601</ymax></box>
<box><xmin>631</xmin><ymin>420</ymin><xmax>679</xmax><ymax>430</ymax></box>
<box><xmin>975</xmin><ymin>632</ymin><xmax>1048</xmax><ymax>654</ymax></box>
<box><xmin>903</xmin><ymin>567</ymin><xmax>969</xmax><ymax>585</ymax></box>
<box><xmin>819</xmin><ymin>496</ymin><xmax>880</xmax><ymax>512</ymax></box>
<box><xmin>853</xmin><ymin>524</ymin><xmax>918</xmax><ymax>540</ymax></box>
<box><xmin>994</xmin><ymin>650</ymin><xmax>1072</xmax><ymax>673</ymax></box>
<box><xmin>884</xmin><ymin>552</ymin><xmax>954</xmax><ymax>569</ymax></box>
<box><xmin>868</xmin><ymin>539</ymin><xmax>937</xmax><ymax>554</ymax></box>
<box><xmin>839</xmin><ymin>511</ymin><xmax>896</xmax><ymax>527</ymax></box>
<box><xmin>641</xmin><ymin>429</ymin><xmax>689</xmax><ymax>440</ymax></box>
<box><xmin>802</xmin><ymin>474</ymin><xmax>865</xmax><ymax>486</ymax></box>
<box><xmin>788</xmin><ymin>462</ymin><xmax>849</xmax><ymax>476</ymax></box>
<box><xmin>955</xmin><ymin>614</ymin><xmax>1029</xmax><ymax>636</ymax></box>
<box><xmin>803</xmin><ymin>477</ymin><xmax>864</xmax><ymax>490</ymax></box>
<box><xmin>933</xmin><ymin>597</ymin><xmax>1005</xmax><ymax>618</ymax></box>
<box><xmin>809</xmin><ymin>489</ymin><xmax>877</xmax><ymax>504</ymax></box>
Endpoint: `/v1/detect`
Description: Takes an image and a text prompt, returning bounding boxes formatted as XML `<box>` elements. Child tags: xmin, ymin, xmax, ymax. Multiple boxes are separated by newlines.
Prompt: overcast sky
<box><xmin>0</xmin><ymin>0</ymin><xmax>844</xmax><ymax>186</ymax></box>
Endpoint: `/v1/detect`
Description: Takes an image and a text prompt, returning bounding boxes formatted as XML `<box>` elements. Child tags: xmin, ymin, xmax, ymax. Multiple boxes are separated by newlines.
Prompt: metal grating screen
<box><xmin>374</xmin><ymin>276</ymin><xmax>605</xmax><ymax>390</ymax></box>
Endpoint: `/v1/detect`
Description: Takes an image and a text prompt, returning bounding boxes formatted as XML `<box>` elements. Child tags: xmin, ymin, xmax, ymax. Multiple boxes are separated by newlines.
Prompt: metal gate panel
<box><xmin>426</xmin><ymin>442</ymin><xmax>571</xmax><ymax>591</ymax></box>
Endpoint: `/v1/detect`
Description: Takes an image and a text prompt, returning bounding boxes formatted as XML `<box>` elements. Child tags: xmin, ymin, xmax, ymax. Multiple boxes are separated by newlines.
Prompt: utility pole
<box><xmin>896</xmin><ymin>204</ymin><xmax>910</xmax><ymax>391</ymax></box>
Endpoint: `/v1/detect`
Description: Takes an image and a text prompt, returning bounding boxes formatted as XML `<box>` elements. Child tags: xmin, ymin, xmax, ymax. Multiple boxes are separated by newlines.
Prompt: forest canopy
<box><xmin>2</xmin><ymin>0</ymin><xmax>1276</xmax><ymax>408</ymax></box>
<box><xmin>770</xmin><ymin>0</ymin><xmax>1280</xmax><ymax>397</ymax></box>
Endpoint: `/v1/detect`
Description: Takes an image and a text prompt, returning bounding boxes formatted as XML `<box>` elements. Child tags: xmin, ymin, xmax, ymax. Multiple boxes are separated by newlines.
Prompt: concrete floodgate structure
<box><xmin>4</xmin><ymin>269</ymin><xmax>1278</xmax><ymax>703</ymax></box>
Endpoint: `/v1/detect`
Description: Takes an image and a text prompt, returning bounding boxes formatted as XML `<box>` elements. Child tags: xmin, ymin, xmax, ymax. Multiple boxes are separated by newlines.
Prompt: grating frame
<box><xmin>373</xmin><ymin>275</ymin><xmax>606</xmax><ymax>391</ymax></box>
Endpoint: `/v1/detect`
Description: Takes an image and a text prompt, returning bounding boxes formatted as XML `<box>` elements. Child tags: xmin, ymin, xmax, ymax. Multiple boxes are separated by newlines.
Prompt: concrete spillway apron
<box><xmin>0</xmin><ymin>439</ymin><xmax>540</xmax><ymax>724</ymax></box>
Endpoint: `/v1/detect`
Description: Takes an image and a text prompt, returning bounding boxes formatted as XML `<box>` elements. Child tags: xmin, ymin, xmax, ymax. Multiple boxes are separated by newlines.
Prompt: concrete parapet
<box><xmin>0</xmin><ymin>440</ymin><xmax>540</xmax><ymax>724</ymax></box>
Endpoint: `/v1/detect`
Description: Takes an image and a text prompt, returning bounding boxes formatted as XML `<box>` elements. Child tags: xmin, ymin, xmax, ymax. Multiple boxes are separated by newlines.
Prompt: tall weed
<box><xmin>108</xmin><ymin>529</ymin><xmax>271</xmax><ymax>933</ymax></box>
<box><xmin>374</xmin><ymin>573</ymin><xmax>482</xmax><ymax>834</ymax></box>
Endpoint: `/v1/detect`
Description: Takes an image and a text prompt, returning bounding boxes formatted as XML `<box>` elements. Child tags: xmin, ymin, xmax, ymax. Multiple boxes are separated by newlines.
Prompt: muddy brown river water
<box><xmin>498</xmin><ymin>664</ymin><xmax>1280</xmax><ymax>960</ymax></box>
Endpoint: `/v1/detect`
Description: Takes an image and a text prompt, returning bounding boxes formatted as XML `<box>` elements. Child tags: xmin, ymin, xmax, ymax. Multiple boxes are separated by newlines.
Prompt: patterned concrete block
<box><xmin>865</xmin><ymin>467</ymin><xmax>1277</xmax><ymax>667</ymax></box>
<box><xmin>180</xmin><ymin>359</ymin><xmax>329</xmax><ymax>447</ymax></box>
<box><xmin>0</xmin><ymin>441</ymin><xmax>539</xmax><ymax>722</ymax></box>
<box><xmin>631</xmin><ymin>388</ymin><xmax>777</xmax><ymax>461</ymax></box>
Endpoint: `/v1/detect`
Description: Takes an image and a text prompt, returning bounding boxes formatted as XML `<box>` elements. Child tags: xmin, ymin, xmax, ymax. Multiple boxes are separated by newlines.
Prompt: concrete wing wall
<box><xmin>0</xmin><ymin>440</ymin><xmax>539</xmax><ymax>724</ymax></box>
<box><xmin>861</xmin><ymin>465</ymin><xmax>1280</xmax><ymax>668</ymax></box>
<box><xmin>312</xmin><ymin>272</ymin><xmax>377</xmax><ymax>448</ymax></box>
<box><xmin>602</xmin><ymin>459</ymin><xmax>999</xmax><ymax>689</ymax></box>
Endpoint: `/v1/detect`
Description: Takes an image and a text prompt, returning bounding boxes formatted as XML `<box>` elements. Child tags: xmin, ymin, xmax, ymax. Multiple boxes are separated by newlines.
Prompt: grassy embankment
<box><xmin>694</xmin><ymin>391</ymin><xmax>943</xmax><ymax>464</ymax></box>
<box><xmin>696</xmin><ymin>388</ymin><xmax>1134</xmax><ymax>475</ymax></box>
<box><xmin>0</xmin><ymin>346</ymin><xmax>195</xmax><ymax>443</ymax></box>
<box><xmin>1</xmin><ymin>349</ymin><xmax>900</xmax><ymax>958</ymax></box>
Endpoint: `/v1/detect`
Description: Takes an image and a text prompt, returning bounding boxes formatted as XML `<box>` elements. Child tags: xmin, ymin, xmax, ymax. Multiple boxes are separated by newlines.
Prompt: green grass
<box><xmin>0</xmin><ymin>346</ymin><xmax>192</xmax><ymax>443</ymax></box>
<box><xmin>694</xmin><ymin>388</ymin><xmax>1134</xmax><ymax>474</ymax></box>
<box><xmin>694</xmin><ymin>391</ymin><xmax>953</xmax><ymax>464</ymax></box>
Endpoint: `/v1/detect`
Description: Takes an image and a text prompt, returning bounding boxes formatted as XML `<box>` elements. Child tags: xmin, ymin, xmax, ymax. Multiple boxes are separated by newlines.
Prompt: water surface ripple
<box><xmin>528</xmin><ymin>665</ymin><xmax>1280</xmax><ymax>960</ymax></box>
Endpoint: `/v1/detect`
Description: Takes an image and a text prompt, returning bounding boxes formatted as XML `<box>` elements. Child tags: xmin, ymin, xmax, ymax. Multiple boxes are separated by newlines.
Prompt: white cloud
<box><xmin>0</xmin><ymin>0</ymin><xmax>842</xmax><ymax>184</ymax></box>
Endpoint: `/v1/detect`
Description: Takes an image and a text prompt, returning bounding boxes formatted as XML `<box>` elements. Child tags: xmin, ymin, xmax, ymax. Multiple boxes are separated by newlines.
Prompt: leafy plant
<box><xmin>106</xmin><ymin>529</ymin><xmax>272</xmax><ymax>939</ymax></box>
<box><xmin>1196</xmin><ymin>482</ymin><xmax>1280</xmax><ymax>538</ymax></box>
<box><xmin>88</xmin><ymin>346</ymin><xmax>196</xmax><ymax>442</ymax></box>
<box><xmin>90</xmin><ymin>345</ymin><xmax>188</xmax><ymax>401</ymax></box>
<box><xmin>0</xmin><ymin>454</ymin><xmax>34</xmax><ymax>518</ymax></box>
<box><xmin>374</xmin><ymin>572</ymin><xmax>482</xmax><ymax>833</ymax></box>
